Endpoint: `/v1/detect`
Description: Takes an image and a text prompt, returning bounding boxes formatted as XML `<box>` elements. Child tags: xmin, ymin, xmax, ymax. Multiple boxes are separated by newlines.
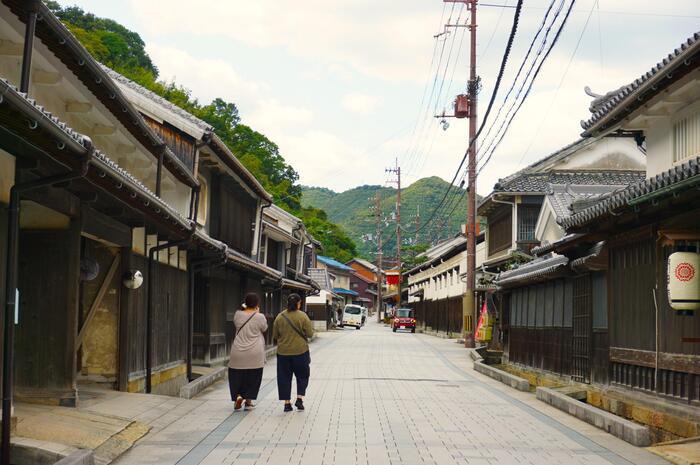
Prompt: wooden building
<box><xmin>492</xmin><ymin>33</ymin><xmax>700</xmax><ymax>436</ymax></box>
<box><xmin>0</xmin><ymin>0</ymin><xmax>220</xmax><ymax>402</ymax></box>
<box><xmin>0</xmin><ymin>0</ymin><xmax>317</xmax><ymax>413</ymax></box>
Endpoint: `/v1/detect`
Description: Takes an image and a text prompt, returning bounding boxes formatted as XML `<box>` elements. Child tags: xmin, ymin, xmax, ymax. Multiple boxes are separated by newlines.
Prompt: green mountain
<box><xmin>302</xmin><ymin>177</ymin><xmax>477</xmax><ymax>260</ymax></box>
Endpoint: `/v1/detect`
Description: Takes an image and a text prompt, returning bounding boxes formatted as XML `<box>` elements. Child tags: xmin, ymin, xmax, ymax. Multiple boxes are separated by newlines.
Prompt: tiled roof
<box><xmin>0</xmin><ymin>78</ymin><xmax>189</xmax><ymax>227</ymax></box>
<box><xmin>581</xmin><ymin>32</ymin><xmax>700</xmax><ymax>135</ymax></box>
<box><xmin>317</xmin><ymin>255</ymin><xmax>354</xmax><ymax>272</ymax></box>
<box><xmin>531</xmin><ymin>233</ymin><xmax>583</xmax><ymax>257</ymax></box>
<box><xmin>546</xmin><ymin>184</ymin><xmax>629</xmax><ymax>220</ymax></box>
<box><xmin>101</xmin><ymin>65</ymin><xmax>212</xmax><ymax>134</ymax></box>
<box><xmin>0</xmin><ymin>78</ymin><xmax>284</xmax><ymax>280</ymax></box>
<box><xmin>308</xmin><ymin>268</ymin><xmax>332</xmax><ymax>291</ymax></box>
<box><xmin>333</xmin><ymin>287</ymin><xmax>359</xmax><ymax>297</ymax></box>
<box><xmin>348</xmin><ymin>258</ymin><xmax>378</xmax><ymax>273</ymax></box>
<box><xmin>560</xmin><ymin>155</ymin><xmax>700</xmax><ymax>230</ymax></box>
<box><xmin>495</xmin><ymin>254</ymin><xmax>569</xmax><ymax>287</ymax></box>
<box><xmin>493</xmin><ymin>170</ymin><xmax>645</xmax><ymax>193</ymax></box>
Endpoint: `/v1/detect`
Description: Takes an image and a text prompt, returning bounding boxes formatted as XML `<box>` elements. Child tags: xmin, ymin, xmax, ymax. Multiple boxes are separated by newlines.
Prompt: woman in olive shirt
<box><xmin>272</xmin><ymin>293</ymin><xmax>314</xmax><ymax>412</ymax></box>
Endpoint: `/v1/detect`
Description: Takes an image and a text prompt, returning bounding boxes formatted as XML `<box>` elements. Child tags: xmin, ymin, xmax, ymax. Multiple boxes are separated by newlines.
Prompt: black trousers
<box><xmin>228</xmin><ymin>367</ymin><xmax>263</xmax><ymax>401</ymax></box>
<box><xmin>276</xmin><ymin>351</ymin><xmax>310</xmax><ymax>401</ymax></box>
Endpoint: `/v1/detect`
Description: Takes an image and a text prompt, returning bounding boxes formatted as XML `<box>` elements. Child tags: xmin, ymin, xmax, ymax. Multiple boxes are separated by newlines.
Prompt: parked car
<box><xmin>342</xmin><ymin>304</ymin><xmax>363</xmax><ymax>329</ymax></box>
<box><xmin>392</xmin><ymin>308</ymin><xmax>416</xmax><ymax>333</ymax></box>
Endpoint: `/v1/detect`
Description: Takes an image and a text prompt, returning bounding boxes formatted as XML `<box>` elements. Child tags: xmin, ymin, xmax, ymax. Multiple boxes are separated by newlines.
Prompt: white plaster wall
<box><xmin>547</xmin><ymin>137</ymin><xmax>645</xmax><ymax>172</ymax></box>
<box><xmin>646</xmin><ymin>119</ymin><xmax>673</xmax><ymax>178</ymax></box>
<box><xmin>407</xmin><ymin>251</ymin><xmax>465</xmax><ymax>302</ymax></box>
<box><xmin>160</xmin><ymin>172</ymin><xmax>192</xmax><ymax>219</ymax></box>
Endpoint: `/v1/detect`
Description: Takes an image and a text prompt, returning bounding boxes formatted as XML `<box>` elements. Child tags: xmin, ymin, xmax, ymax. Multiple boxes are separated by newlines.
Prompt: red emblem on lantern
<box><xmin>675</xmin><ymin>262</ymin><xmax>695</xmax><ymax>282</ymax></box>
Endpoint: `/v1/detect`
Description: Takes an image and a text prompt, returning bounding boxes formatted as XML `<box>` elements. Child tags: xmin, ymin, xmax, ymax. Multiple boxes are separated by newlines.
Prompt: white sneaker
<box><xmin>244</xmin><ymin>401</ymin><xmax>256</xmax><ymax>410</ymax></box>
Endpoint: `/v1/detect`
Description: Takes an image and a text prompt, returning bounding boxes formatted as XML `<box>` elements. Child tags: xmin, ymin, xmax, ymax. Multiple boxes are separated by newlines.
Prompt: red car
<box><xmin>392</xmin><ymin>308</ymin><xmax>416</xmax><ymax>333</ymax></box>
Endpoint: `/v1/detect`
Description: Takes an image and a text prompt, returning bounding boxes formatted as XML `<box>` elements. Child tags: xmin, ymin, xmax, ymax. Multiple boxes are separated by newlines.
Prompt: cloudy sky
<box><xmin>66</xmin><ymin>0</ymin><xmax>698</xmax><ymax>195</ymax></box>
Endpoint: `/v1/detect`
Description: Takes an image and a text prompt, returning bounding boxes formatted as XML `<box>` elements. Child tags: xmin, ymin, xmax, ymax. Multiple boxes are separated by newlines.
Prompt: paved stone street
<box><xmin>114</xmin><ymin>321</ymin><xmax>668</xmax><ymax>465</ymax></box>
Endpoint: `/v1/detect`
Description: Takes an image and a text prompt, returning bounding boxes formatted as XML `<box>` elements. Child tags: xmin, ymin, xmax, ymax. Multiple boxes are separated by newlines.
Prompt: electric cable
<box><xmin>477</xmin><ymin>0</ymin><xmax>577</xmax><ymax>174</ymax></box>
<box><xmin>404</xmin><ymin>0</ymin><xmax>525</xmax><ymax>237</ymax></box>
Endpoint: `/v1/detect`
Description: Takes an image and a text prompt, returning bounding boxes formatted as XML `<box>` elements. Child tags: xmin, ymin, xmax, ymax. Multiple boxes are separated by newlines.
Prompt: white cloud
<box><xmin>341</xmin><ymin>93</ymin><xmax>380</xmax><ymax>114</ymax></box>
<box><xmin>129</xmin><ymin>0</ymin><xmax>437</xmax><ymax>83</ymax></box>
<box><xmin>145</xmin><ymin>43</ymin><xmax>264</xmax><ymax>112</ymax></box>
<box><xmin>278</xmin><ymin>130</ymin><xmax>377</xmax><ymax>190</ymax></box>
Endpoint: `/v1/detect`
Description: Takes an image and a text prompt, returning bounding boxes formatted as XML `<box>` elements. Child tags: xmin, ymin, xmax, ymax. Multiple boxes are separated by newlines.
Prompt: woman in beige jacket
<box><xmin>228</xmin><ymin>293</ymin><xmax>268</xmax><ymax>410</ymax></box>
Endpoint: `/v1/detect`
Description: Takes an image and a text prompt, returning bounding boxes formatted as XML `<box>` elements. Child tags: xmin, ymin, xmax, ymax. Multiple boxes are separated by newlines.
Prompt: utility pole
<box><xmin>386</xmin><ymin>160</ymin><xmax>401</xmax><ymax>307</ymax></box>
<box><xmin>439</xmin><ymin>0</ymin><xmax>478</xmax><ymax>347</ymax></box>
<box><xmin>374</xmin><ymin>192</ymin><xmax>384</xmax><ymax>322</ymax></box>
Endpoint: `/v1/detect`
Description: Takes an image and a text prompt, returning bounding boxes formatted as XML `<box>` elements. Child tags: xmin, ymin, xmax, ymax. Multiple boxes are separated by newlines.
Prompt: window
<box><xmin>488</xmin><ymin>209</ymin><xmax>512</xmax><ymax>255</ymax></box>
<box><xmin>517</xmin><ymin>205</ymin><xmax>540</xmax><ymax>241</ymax></box>
<box><xmin>673</xmin><ymin>110</ymin><xmax>700</xmax><ymax>163</ymax></box>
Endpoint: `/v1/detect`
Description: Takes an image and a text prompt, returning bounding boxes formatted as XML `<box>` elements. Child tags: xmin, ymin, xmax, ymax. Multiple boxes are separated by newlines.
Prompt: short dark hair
<box><xmin>243</xmin><ymin>293</ymin><xmax>259</xmax><ymax>309</ymax></box>
<box><xmin>287</xmin><ymin>293</ymin><xmax>302</xmax><ymax>311</ymax></box>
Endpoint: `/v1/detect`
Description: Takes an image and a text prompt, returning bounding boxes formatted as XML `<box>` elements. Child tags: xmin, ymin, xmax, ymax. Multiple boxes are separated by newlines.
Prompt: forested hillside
<box><xmin>46</xmin><ymin>1</ymin><xmax>357</xmax><ymax>262</ymax></box>
<box><xmin>302</xmin><ymin>177</ymin><xmax>478</xmax><ymax>260</ymax></box>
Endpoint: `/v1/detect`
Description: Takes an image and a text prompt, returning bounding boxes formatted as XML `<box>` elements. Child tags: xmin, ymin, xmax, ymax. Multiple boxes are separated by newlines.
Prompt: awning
<box><xmin>333</xmin><ymin>287</ymin><xmax>359</xmax><ymax>296</ymax></box>
<box><xmin>495</xmin><ymin>255</ymin><xmax>569</xmax><ymax>288</ymax></box>
<box><xmin>281</xmin><ymin>278</ymin><xmax>314</xmax><ymax>292</ymax></box>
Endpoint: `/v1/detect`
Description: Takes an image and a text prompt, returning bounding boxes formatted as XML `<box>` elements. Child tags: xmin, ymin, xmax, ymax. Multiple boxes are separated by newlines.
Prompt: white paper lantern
<box><xmin>667</xmin><ymin>252</ymin><xmax>700</xmax><ymax>312</ymax></box>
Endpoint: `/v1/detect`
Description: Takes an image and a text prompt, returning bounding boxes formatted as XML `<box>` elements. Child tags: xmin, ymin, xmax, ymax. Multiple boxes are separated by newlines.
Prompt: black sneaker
<box><xmin>294</xmin><ymin>399</ymin><xmax>304</xmax><ymax>411</ymax></box>
<box><xmin>284</xmin><ymin>403</ymin><xmax>293</xmax><ymax>412</ymax></box>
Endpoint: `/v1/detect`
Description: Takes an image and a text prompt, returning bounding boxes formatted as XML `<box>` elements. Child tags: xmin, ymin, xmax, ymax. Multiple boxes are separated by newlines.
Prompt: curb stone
<box><xmin>536</xmin><ymin>386</ymin><xmax>651</xmax><ymax>447</ymax></box>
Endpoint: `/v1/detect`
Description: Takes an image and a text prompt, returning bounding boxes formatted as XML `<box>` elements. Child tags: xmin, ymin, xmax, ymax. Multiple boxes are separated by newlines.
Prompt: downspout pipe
<box><xmin>256</xmin><ymin>200</ymin><xmax>272</xmax><ymax>262</ymax></box>
<box><xmin>19</xmin><ymin>7</ymin><xmax>37</xmax><ymax>94</ymax></box>
<box><xmin>2</xmin><ymin>145</ymin><xmax>93</xmax><ymax>465</ymax></box>
<box><xmin>145</xmin><ymin>187</ymin><xmax>200</xmax><ymax>393</ymax></box>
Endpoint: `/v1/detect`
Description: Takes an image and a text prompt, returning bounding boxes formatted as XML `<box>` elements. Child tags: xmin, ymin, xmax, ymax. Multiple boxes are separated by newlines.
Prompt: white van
<box><xmin>342</xmin><ymin>304</ymin><xmax>363</xmax><ymax>329</ymax></box>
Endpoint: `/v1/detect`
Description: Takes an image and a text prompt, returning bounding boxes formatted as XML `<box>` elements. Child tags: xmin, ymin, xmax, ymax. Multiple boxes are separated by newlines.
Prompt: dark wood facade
<box><xmin>501</xmin><ymin>272</ymin><xmax>609</xmax><ymax>385</ymax></box>
<box><xmin>488</xmin><ymin>207</ymin><xmax>512</xmax><ymax>256</ymax></box>
<box><xmin>412</xmin><ymin>296</ymin><xmax>464</xmax><ymax>337</ymax></box>
<box><xmin>606</xmin><ymin>222</ymin><xmax>700</xmax><ymax>404</ymax></box>
<box><xmin>209</xmin><ymin>174</ymin><xmax>258</xmax><ymax>255</ymax></box>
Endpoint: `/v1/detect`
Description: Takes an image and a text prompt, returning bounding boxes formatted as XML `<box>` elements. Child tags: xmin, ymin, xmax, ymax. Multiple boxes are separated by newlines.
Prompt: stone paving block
<box><xmin>110</xmin><ymin>324</ymin><xmax>669</xmax><ymax>465</ymax></box>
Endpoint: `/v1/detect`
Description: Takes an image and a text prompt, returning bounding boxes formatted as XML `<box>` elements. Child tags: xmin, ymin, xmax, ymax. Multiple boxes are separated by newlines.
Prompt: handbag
<box><xmin>280</xmin><ymin>312</ymin><xmax>308</xmax><ymax>342</ymax></box>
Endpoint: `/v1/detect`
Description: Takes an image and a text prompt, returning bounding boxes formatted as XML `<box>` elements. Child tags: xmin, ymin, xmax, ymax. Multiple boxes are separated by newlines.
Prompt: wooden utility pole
<box><xmin>465</xmin><ymin>0</ymin><xmax>478</xmax><ymax>349</ymax></box>
<box><xmin>386</xmin><ymin>160</ymin><xmax>402</xmax><ymax>307</ymax></box>
<box><xmin>374</xmin><ymin>192</ymin><xmax>384</xmax><ymax>322</ymax></box>
<box><xmin>441</xmin><ymin>0</ymin><xmax>478</xmax><ymax>347</ymax></box>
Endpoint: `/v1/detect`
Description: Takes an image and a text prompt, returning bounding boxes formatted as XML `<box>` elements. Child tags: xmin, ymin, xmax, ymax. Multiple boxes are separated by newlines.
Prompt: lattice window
<box><xmin>673</xmin><ymin>110</ymin><xmax>700</xmax><ymax>163</ymax></box>
<box><xmin>517</xmin><ymin>205</ymin><xmax>539</xmax><ymax>241</ymax></box>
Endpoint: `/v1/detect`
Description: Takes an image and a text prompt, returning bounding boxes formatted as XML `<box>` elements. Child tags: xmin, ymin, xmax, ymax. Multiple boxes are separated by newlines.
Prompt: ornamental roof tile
<box><xmin>581</xmin><ymin>32</ymin><xmax>700</xmax><ymax>134</ymax></box>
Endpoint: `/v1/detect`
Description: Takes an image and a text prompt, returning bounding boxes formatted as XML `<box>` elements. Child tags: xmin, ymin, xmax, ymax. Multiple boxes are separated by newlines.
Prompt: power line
<box><xmin>480</xmin><ymin>2</ymin><xmax>700</xmax><ymax>19</ymax></box>
<box><xmin>477</xmin><ymin>0</ymin><xmax>578</xmax><ymax>174</ymax></box>
<box><xmin>516</xmin><ymin>0</ymin><xmax>598</xmax><ymax>167</ymax></box>
<box><xmin>401</xmin><ymin>4</ymin><xmax>457</xmax><ymax>173</ymax></box>
<box><xmin>475</xmin><ymin>0</ymin><xmax>561</xmax><ymax>159</ymax></box>
<box><xmin>407</xmin><ymin>0</ymin><xmax>525</xmax><ymax>236</ymax></box>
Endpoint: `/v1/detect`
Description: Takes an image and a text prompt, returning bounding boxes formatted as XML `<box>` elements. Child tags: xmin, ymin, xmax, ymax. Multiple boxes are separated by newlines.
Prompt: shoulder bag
<box><xmin>280</xmin><ymin>312</ymin><xmax>308</xmax><ymax>342</ymax></box>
